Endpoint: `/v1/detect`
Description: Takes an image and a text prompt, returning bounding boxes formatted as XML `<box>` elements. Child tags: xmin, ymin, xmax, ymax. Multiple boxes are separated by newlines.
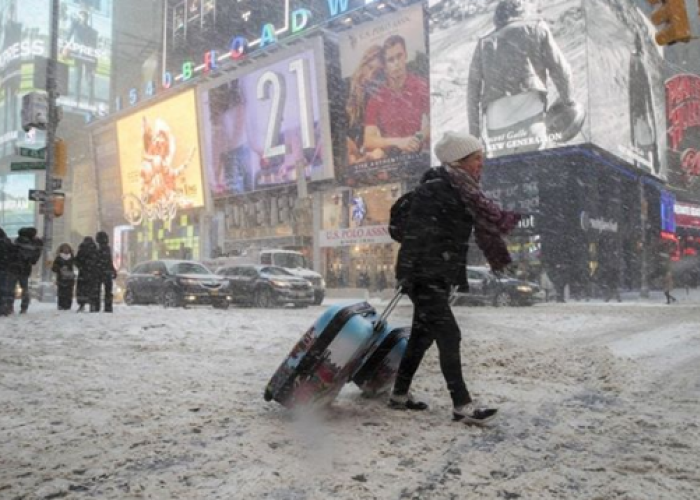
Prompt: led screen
<box><xmin>116</xmin><ymin>89</ymin><xmax>205</xmax><ymax>226</ymax></box>
<box><xmin>199</xmin><ymin>39</ymin><xmax>332</xmax><ymax>197</ymax></box>
<box><xmin>429</xmin><ymin>0</ymin><xmax>588</xmax><ymax>161</ymax></box>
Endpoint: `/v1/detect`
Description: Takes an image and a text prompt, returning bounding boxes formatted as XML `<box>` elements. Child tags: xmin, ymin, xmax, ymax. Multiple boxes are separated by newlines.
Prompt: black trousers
<box><xmin>393</xmin><ymin>281</ymin><xmax>471</xmax><ymax>407</ymax></box>
<box><xmin>57</xmin><ymin>279</ymin><xmax>75</xmax><ymax>310</ymax></box>
<box><xmin>96</xmin><ymin>275</ymin><xmax>113</xmax><ymax>312</ymax></box>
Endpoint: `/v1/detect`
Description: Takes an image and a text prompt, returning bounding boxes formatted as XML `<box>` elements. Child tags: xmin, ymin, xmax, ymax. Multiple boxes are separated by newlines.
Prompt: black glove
<box><xmin>396</xmin><ymin>279</ymin><xmax>413</xmax><ymax>295</ymax></box>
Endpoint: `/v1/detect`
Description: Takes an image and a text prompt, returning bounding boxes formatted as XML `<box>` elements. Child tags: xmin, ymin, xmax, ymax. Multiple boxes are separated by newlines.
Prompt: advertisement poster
<box><xmin>199</xmin><ymin>41</ymin><xmax>332</xmax><ymax>197</ymax></box>
<box><xmin>665</xmin><ymin>74</ymin><xmax>700</xmax><ymax>192</ymax></box>
<box><xmin>0</xmin><ymin>0</ymin><xmax>112</xmax><ymax>158</ymax></box>
<box><xmin>58</xmin><ymin>0</ymin><xmax>113</xmax><ymax>115</ymax></box>
<box><xmin>429</xmin><ymin>0</ymin><xmax>588</xmax><ymax>160</ymax></box>
<box><xmin>0</xmin><ymin>173</ymin><xmax>35</xmax><ymax>238</ymax></box>
<box><xmin>338</xmin><ymin>5</ymin><xmax>429</xmax><ymax>182</ymax></box>
<box><xmin>116</xmin><ymin>89</ymin><xmax>205</xmax><ymax>226</ymax></box>
<box><xmin>587</xmin><ymin>0</ymin><xmax>667</xmax><ymax>180</ymax></box>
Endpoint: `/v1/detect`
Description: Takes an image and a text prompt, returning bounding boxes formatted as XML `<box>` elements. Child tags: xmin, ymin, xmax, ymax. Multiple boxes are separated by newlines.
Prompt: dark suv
<box><xmin>216</xmin><ymin>265</ymin><xmax>314</xmax><ymax>308</ymax></box>
<box><xmin>125</xmin><ymin>260</ymin><xmax>231</xmax><ymax>309</ymax></box>
<box><xmin>451</xmin><ymin>266</ymin><xmax>543</xmax><ymax>307</ymax></box>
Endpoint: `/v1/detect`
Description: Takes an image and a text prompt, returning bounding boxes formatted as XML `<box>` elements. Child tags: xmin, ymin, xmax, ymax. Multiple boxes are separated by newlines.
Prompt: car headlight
<box><xmin>516</xmin><ymin>285</ymin><xmax>532</xmax><ymax>293</ymax></box>
<box><xmin>271</xmin><ymin>280</ymin><xmax>291</xmax><ymax>288</ymax></box>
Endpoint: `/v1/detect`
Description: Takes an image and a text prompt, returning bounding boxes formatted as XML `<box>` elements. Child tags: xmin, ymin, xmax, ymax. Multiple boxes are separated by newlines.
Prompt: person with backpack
<box><xmin>7</xmin><ymin>227</ymin><xmax>43</xmax><ymax>314</ymax></box>
<box><xmin>52</xmin><ymin>243</ymin><xmax>76</xmax><ymax>311</ymax></box>
<box><xmin>388</xmin><ymin>131</ymin><xmax>520</xmax><ymax>426</ymax></box>
<box><xmin>95</xmin><ymin>231</ymin><xmax>117</xmax><ymax>312</ymax></box>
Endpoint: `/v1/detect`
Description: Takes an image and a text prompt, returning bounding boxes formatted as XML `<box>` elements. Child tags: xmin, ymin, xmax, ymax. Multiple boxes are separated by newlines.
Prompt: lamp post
<box><xmin>40</xmin><ymin>0</ymin><xmax>60</xmax><ymax>298</ymax></box>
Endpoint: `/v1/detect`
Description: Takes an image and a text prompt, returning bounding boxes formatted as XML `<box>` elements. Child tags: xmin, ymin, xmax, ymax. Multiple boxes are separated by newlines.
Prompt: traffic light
<box><xmin>53</xmin><ymin>193</ymin><xmax>65</xmax><ymax>217</ymax></box>
<box><xmin>649</xmin><ymin>0</ymin><xmax>692</xmax><ymax>45</ymax></box>
<box><xmin>54</xmin><ymin>139</ymin><xmax>67</xmax><ymax>178</ymax></box>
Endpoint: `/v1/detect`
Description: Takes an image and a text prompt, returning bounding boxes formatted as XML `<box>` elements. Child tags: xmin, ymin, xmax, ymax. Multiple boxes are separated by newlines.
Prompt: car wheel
<box><xmin>124</xmin><ymin>288</ymin><xmax>137</xmax><ymax>306</ymax></box>
<box><xmin>493</xmin><ymin>291</ymin><xmax>512</xmax><ymax>307</ymax></box>
<box><xmin>162</xmin><ymin>289</ymin><xmax>181</xmax><ymax>308</ymax></box>
<box><xmin>313</xmin><ymin>292</ymin><xmax>324</xmax><ymax>305</ymax></box>
<box><xmin>213</xmin><ymin>300</ymin><xmax>230</xmax><ymax>310</ymax></box>
<box><xmin>255</xmin><ymin>287</ymin><xmax>274</xmax><ymax>308</ymax></box>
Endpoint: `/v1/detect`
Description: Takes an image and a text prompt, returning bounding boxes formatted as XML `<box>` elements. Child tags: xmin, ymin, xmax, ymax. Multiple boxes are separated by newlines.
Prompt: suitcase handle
<box><xmin>373</xmin><ymin>290</ymin><xmax>403</xmax><ymax>333</ymax></box>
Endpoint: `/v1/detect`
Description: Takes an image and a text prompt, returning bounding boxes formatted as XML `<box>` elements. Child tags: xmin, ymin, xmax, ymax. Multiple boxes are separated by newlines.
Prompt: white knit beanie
<box><xmin>434</xmin><ymin>131</ymin><xmax>483</xmax><ymax>164</ymax></box>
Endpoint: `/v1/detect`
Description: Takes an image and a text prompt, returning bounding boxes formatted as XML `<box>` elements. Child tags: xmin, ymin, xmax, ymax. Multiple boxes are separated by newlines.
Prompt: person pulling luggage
<box><xmin>389</xmin><ymin>131</ymin><xmax>520</xmax><ymax>425</ymax></box>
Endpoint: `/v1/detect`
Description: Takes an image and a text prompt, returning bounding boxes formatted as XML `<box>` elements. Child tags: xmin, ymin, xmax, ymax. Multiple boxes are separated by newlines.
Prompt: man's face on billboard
<box><xmin>384</xmin><ymin>43</ymin><xmax>407</xmax><ymax>83</ymax></box>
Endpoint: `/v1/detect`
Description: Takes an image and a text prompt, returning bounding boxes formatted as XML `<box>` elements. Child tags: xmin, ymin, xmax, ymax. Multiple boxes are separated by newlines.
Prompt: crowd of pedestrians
<box><xmin>0</xmin><ymin>227</ymin><xmax>116</xmax><ymax>315</ymax></box>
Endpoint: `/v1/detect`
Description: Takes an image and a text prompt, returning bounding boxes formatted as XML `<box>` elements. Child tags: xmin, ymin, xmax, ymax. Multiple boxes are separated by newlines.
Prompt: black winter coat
<box><xmin>396</xmin><ymin>167</ymin><xmax>473</xmax><ymax>287</ymax></box>
<box><xmin>75</xmin><ymin>241</ymin><xmax>100</xmax><ymax>282</ymax></box>
<box><xmin>52</xmin><ymin>255</ymin><xmax>76</xmax><ymax>283</ymax></box>
<box><xmin>96</xmin><ymin>244</ymin><xmax>117</xmax><ymax>279</ymax></box>
<box><xmin>12</xmin><ymin>234</ymin><xmax>43</xmax><ymax>277</ymax></box>
<box><xmin>0</xmin><ymin>231</ymin><xmax>16</xmax><ymax>273</ymax></box>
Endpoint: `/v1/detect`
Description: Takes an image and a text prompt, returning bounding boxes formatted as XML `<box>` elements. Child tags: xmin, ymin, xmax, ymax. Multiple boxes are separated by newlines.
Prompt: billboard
<box><xmin>116</xmin><ymin>89</ymin><xmax>205</xmax><ymax>226</ymax></box>
<box><xmin>586</xmin><ymin>0</ymin><xmax>668</xmax><ymax>180</ymax></box>
<box><xmin>337</xmin><ymin>5</ymin><xmax>429</xmax><ymax>182</ymax></box>
<box><xmin>0</xmin><ymin>173</ymin><xmax>35</xmax><ymax>238</ymax></box>
<box><xmin>429</xmin><ymin>0</ymin><xmax>588</xmax><ymax>160</ymax></box>
<box><xmin>0</xmin><ymin>0</ymin><xmax>113</xmax><ymax>158</ymax></box>
<box><xmin>198</xmin><ymin>38</ymin><xmax>333</xmax><ymax>197</ymax></box>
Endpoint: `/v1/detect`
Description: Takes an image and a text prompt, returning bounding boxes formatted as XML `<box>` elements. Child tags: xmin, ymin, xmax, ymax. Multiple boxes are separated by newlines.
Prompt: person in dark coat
<box><xmin>0</xmin><ymin>227</ymin><xmax>18</xmax><ymax>316</ymax></box>
<box><xmin>8</xmin><ymin>227</ymin><xmax>43</xmax><ymax>314</ymax></box>
<box><xmin>95</xmin><ymin>231</ymin><xmax>117</xmax><ymax>312</ymax></box>
<box><xmin>51</xmin><ymin>243</ymin><xmax>76</xmax><ymax>311</ymax></box>
<box><xmin>390</xmin><ymin>131</ymin><xmax>520</xmax><ymax>426</ymax></box>
<box><xmin>75</xmin><ymin>236</ymin><xmax>99</xmax><ymax>312</ymax></box>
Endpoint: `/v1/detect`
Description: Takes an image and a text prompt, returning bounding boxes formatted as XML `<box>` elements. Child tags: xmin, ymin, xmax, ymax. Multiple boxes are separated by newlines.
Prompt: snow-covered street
<box><xmin>2</xmin><ymin>296</ymin><xmax>700</xmax><ymax>499</ymax></box>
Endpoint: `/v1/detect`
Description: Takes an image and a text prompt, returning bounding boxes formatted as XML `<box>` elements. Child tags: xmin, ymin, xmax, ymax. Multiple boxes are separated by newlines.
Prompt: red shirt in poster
<box><xmin>364</xmin><ymin>73</ymin><xmax>429</xmax><ymax>137</ymax></box>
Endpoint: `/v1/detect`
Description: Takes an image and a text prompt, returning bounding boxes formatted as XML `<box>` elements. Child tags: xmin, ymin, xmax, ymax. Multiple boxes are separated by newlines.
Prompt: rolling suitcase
<box><xmin>351</xmin><ymin>325</ymin><xmax>409</xmax><ymax>397</ymax></box>
<box><xmin>264</xmin><ymin>293</ymin><xmax>404</xmax><ymax>409</ymax></box>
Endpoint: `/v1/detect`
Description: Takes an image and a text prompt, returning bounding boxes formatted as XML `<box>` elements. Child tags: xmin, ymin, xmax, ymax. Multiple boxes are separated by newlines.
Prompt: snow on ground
<box><xmin>1</xmin><ymin>292</ymin><xmax>699</xmax><ymax>499</ymax></box>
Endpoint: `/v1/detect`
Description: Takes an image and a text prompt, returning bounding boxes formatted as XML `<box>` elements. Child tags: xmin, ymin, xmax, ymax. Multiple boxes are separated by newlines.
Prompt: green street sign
<box><xmin>18</xmin><ymin>147</ymin><xmax>46</xmax><ymax>159</ymax></box>
<box><xmin>10</xmin><ymin>161</ymin><xmax>46</xmax><ymax>171</ymax></box>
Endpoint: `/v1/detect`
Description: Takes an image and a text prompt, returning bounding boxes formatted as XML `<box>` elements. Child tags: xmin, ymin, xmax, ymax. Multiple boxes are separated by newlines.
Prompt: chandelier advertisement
<box><xmin>116</xmin><ymin>89</ymin><xmax>205</xmax><ymax>226</ymax></box>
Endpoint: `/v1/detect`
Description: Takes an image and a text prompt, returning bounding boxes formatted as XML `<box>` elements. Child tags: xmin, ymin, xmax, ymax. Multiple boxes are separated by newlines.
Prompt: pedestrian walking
<box><xmin>8</xmin><ymin>227</ymin><xmax>43</xmax><ymax>314</ymax></box>
<box><xmin>0</xmin><ymin>227</ymin><xmax>17</xmax><ymax>316</ymax></box>
<box><xmin>664</xmin><ymin>269</ymin><xmax>677</xmax><ymax>305</ymax></box>
<box><xmin>75</xmin><ymin>236</ymin><xmax>99</xmax><ymax>312</ymax></box>
<box><xmin>51</xmin><ymin>243</ymin><xmax>76</xmax><ymax>311</ymax></box>
<box><xmin>95</xmin><ymin>231</ymin><xmax>117</xmax><ymax>313</ymax></box>
<box><xmin>389</xmin><ymin>131</ymin><xmax>520</xmax><ymax>425</ymax></box>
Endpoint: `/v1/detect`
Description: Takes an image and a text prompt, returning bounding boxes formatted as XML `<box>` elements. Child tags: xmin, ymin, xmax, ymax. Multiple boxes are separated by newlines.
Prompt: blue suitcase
<box><xmin>352</xmin><ymin>325</ymin><xmax>409</xmax><ymax>397</ymax></box>
<box><xmin>264</xmin><ymin>294</ymin><xmax>404</xmax><ymax>409</ymax></box>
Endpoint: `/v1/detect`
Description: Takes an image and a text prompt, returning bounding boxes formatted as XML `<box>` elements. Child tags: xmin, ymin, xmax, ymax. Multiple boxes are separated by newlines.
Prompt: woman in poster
<box><xmin>345</xmin><ymin>45</ymin><xmax>385</xmax><ymax>165</ymax></box>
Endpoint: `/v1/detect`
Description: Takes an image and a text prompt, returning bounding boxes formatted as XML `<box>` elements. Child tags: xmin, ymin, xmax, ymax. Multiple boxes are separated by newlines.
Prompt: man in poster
<box><xmin>1</xmin><ymin>1</ymin><xmax>21</xmax><ymax>145</ymax></box>
<box><xmin>628</xmin><ymin>32</ymin><xmax>659</xmax><ymax>175</ymax></box>
<box><xmin>363</xmin><ymin>35</ymin><xmax>430</xmax><ymax>160</ymax></box>
<box><xmin>467</xmin><ymin>0</ymin><xmax>576</xmax><ymax>155</ymax></box>
<box><xmin>63</xmin><ymin>8</ymin><xmax>98</xmax><ymax>107</ymax></box>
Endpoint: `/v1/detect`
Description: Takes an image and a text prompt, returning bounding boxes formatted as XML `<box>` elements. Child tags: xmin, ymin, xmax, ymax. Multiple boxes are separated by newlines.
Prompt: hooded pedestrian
<box><xmin>75</xmin><ymin>236</ymin><xmax>99</xmax><ymax>312</ymax></box>
<box><xmin>52</xmin><ymin>243</ymin><xmax>76</xmax><ymax>310</ymax></box>
<box><xmin>95</xmin><ymin>231</ymin><xmax>117</xmax><ymax>312</ymax></box>
<box><xmin>0</xmin><ymin>227</ymin><xmax>18</xmax><ymax>316</ymax></box>
<box><xmin>8</xmin><ymin>227</ymin><xmax>43</xmax><ymax>314</ymax></box>
<box><xmin>390</xmin><ymin>131</ymin><xmax>520</xmax><ymax>425</ymax></box>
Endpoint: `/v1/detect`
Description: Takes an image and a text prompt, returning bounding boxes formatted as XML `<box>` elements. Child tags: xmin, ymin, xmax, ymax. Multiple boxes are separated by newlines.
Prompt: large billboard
<box><xmin>429</xmin><ymin>0</ymin><xmax>588</xmax><ymax>161</ymax></box>
<box><xmin>0</xmin><ymin>0</ymin><xmax>113</xmax><ymax>158</ymax></box>
<box><xmin>116</xmin><ymin>89</ymin><xmax>205</xmax><ymax>226</ymax></box>
<box><xmin>198</xmin><ymin>37</ymin><xmax>333</xmax><ymax>197</ymax></box>
<box><xmin>0</xmin><ymin>173</ymin><xmax>35</xmax><ymax>238</ymax></box>
<box><xmin>586</xmin><ymin>0</ymin><xmax>668</xmax><ymax>180</ymax></box>
<box><xmin>337</xmin><ymin>4</ymin><xmax>429</xmax><ymax>183</ymax></box>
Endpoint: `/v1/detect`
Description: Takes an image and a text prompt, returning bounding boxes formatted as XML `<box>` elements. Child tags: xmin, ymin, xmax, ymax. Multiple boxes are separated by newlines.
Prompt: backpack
<box><xmin>388</xmin><ymin>190</ymin><xmax>415</xmax><ymax>243</ymax></box>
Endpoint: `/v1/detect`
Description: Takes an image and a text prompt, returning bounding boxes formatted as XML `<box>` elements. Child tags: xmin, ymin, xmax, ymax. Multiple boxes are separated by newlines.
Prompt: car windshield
<box><xmin>261</xmin><ymin>266</ymin><xmax>293</xmax><ymax>276</ymax></box>
<box><xmin>168</xmin><ymin>262</ymin><xmax>211</xmax><ymax>275</ymax></box>
<box><xmin>273</xmin><ymin>253</ymin><xmax>305</xmax><ymax>268</ymax></box>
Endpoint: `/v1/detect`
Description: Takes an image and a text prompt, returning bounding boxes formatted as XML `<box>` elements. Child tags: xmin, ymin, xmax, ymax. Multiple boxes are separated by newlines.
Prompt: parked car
<box><xmin>215</xmin><ymin>264</ymin><xmax>314</xmax><ymax>308</ymax></box>
<box><xmin>124</xmin><ymin>260</ymin><xmax>231</xmax><ymax>309</ymax></box>
<box><xmin>451</xmin><ymin>266</ymin><xmax>543</xmax><ymax>307</ymax></box>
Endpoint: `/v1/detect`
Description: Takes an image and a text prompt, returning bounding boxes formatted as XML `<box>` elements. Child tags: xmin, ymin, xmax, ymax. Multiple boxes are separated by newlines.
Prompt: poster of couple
<box><xmin>338</xmin><ymin>4</ymin><xmax>430</xmax><ymax>184</ymax></box>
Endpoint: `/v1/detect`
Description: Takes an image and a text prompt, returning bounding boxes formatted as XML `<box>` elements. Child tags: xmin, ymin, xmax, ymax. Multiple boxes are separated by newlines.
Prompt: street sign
<box><xmin>51</xmin><ymin>178</ymin><xmax>63</xmax><ymax>190</ymax></box>
<box><xmin>29</xmin><ymin>189</ymin><xmax>47</xmax><ymax>202</ymax></box>
<box><xmin>11</xmin><ymin>161</ymin><xmax>46</xmax><ymax>171</ymax></box>
<box><xmin>18</xmin><ymin>146</ymin><xmax>46</xmax><ymax>159</ymax></box>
